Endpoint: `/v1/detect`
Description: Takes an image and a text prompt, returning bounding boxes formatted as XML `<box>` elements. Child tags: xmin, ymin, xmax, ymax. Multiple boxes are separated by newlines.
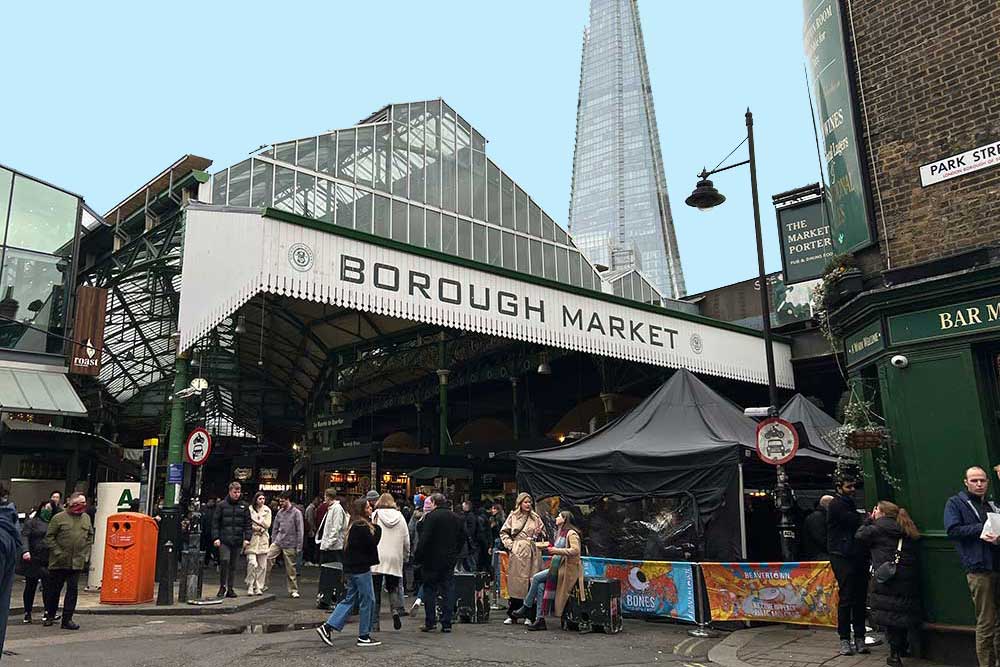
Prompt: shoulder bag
<box><xmin>873</xmin><ymin>537</ymin><xmax>903</xmax><ymax>584</ymax></box>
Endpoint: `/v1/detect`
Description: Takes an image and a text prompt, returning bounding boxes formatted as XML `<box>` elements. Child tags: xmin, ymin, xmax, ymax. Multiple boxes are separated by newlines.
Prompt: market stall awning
<box><xmin>0</xmin><ymin>366</ymin><xmax>87</xmax><ymax>416</ymax></box>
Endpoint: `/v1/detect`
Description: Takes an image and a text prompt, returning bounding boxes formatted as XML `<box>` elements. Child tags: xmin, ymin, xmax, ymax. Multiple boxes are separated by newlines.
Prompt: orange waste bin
<box><xmin>99</xmin><ymin>512</ymin><xmax>158</xmax><ymax>604</ymax></box>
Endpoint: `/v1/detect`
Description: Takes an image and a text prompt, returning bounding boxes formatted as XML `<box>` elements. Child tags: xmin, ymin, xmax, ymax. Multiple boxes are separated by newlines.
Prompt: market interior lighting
<box><xmin>537</xmin><ymin>351</ymin><xmax>552</xmax><ymax>375</ymax></box>
<box><xmin>234</xmin><ymin>314</ymin><xmax>247</xmax><ymax>335</ymax></box>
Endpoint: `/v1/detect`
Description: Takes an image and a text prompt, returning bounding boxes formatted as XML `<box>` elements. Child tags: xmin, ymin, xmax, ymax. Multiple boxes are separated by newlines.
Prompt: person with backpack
<box><xmin>315</xmin><ymin>498</ymin><xmax>382</xmax><ymax>648</ymax></box>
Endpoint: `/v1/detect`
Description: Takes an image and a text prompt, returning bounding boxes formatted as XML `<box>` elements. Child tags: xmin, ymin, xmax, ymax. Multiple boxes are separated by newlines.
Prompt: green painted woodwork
<box><xmin>878</xmin><ymin>346</ymin><xmax>989</xmax><ymax>625</ymax></box>
<box><xmin>888</xmin><ymin>294</ymin><xmax>1000</xmax><ymax>345</ymax></box>
<box><xmin>845</xmin><ymin>319</ymin><xmax>885</xmax><ymax>368</ymax></box>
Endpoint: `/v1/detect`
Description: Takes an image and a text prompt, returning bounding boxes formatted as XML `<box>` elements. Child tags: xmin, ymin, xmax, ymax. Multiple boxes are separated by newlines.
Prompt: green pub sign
<box><xmin>845</xmin><ymin>319</ymin><xmax>885</xmax><ymax>367</ymax></box>
<box><xmin>889</xmin><ymin>295</ymin><xmax>1000</xmax><ymax>344</ymax></box>
<box><xmin>803</xmin><ymin>0</ymin><xmax>874</xmax><ymax>253</ymax></box>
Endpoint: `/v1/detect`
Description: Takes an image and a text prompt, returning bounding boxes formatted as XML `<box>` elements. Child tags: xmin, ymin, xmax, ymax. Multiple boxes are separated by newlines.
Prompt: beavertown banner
<box><xmin>701</xmin><ymin>561</ymin><xmax>838</xmax><ymax>626</ymax></box>
<box><xmin>499</xmin><ymin>553</ymin><xmax>696</xmax><ymax>621</ymax></box>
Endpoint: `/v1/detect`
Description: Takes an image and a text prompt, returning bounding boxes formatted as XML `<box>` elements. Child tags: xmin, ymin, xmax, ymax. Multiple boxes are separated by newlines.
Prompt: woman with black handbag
<box><xmin>855</xmin><ymin>501</ymin><xmax>922</xmax><ymax>667</ymax></box>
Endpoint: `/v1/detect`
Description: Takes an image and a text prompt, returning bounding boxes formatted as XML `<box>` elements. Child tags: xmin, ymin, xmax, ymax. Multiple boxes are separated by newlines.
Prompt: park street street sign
<box><xmin>920</xmin><ymin>139</ymin><xmax>1000</xmax><ymax>186</ymax></box>
<box><xmin>755</xmin><ymin>418</ymin><xmax>799</xmax><ymax>466</ymax></box>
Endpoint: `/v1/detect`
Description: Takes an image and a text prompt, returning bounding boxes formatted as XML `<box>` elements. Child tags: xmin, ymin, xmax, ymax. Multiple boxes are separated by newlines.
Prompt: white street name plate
<box><xmin>920</xmin><ymin>140</ymin><xmax>1000</xmax><ymax>186</ymax></box>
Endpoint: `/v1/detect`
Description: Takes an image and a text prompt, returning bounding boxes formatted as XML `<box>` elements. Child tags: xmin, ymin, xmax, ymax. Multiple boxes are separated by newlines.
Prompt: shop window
<box><xmin>0</xmin><ymin>247</ymin><xmax>67</xmax><ymax>353</ymax></box>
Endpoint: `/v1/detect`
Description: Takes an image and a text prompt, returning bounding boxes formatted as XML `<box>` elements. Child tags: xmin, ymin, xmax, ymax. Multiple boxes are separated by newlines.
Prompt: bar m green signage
<box><xmin>803</xmin><ymin>0</ymin><xmax>874</xmax><ymax>254</ymax></box>
<box><xmin>889</xmin><ymin>296</ymin><xmax>1000</xmax><ymax>345</ymax></box>
<box><xmin>845</xmin><ymin>319</ymin><xmax>885</xmax><ymax>367</ymax></box>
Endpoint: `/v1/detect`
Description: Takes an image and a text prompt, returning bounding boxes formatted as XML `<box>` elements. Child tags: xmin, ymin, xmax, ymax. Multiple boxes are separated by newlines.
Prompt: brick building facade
<box><xmin>814</xmin><ymin>2</ymin><xmax>1000</xmax><ymax>662</ymax></box>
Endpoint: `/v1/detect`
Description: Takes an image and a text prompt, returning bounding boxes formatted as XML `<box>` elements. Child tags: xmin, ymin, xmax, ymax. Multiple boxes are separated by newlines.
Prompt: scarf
<box><xmin>39</xmin><ymin>508</ymin><xmax>52</xmax><ymax>522</ymax></box>
<box><xmin>541</xmin><ymin>529</ymin><xmax>571</xmax><ymax>616</ymax></box>
<box><xmin>68</xmin><ymin>504</ymin><xmax>86</xmax><ymax>516</ymax></box>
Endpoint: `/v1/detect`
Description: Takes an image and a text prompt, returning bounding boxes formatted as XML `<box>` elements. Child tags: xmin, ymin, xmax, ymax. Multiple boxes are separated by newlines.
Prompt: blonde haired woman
<box><xmin>245</xmin><ymin>492</ymin><xmax>271</xmax><ymax>595</ymax></box>
<box><xmin>500</xmin><ymin>492</ymin><xmax>544</xmax><ymax>625</ymax></box>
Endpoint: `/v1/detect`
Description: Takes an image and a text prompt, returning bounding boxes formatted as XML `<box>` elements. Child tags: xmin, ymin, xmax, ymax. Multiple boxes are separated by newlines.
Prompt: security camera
<box><xmin>890</xmin><ymin>354</ymin><xmax>909</xmax><ymax>369</ymax></box>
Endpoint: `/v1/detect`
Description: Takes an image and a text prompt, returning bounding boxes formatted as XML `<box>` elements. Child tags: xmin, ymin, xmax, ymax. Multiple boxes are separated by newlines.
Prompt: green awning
<box><xmin>0</xmin><ymin>366</ymin><xmax>87</xmax><ymax>416</ymax></box>
<box><xmin>408</xmin><ymin>466</ymin><xmax>472</xmax><ymax>480</ymax></box>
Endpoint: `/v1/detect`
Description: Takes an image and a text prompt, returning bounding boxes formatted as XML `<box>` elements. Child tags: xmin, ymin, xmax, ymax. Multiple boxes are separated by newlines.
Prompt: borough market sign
<box><xmin>177</xmin><ymin>206</ymin><xmax>794</xmax><ymax>388</ymax></box>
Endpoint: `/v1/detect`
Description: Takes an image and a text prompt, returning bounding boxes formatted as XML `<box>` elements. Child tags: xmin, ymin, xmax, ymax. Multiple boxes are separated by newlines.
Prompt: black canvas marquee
<box><xmin>517</xmin><ymin>370</ymin><xmax>839</xmax><ymax>560</ymax></box>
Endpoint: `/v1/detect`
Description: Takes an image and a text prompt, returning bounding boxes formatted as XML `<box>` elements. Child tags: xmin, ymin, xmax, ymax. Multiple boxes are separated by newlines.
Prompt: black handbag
<box><xmin>874</xmin><ymin>537</ymin><xmax>903</xmax><ymax>584</ymax></box>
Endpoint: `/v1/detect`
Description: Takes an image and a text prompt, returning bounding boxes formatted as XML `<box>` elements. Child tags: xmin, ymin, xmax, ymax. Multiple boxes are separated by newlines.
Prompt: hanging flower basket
<box><xmin>846</xmin><ymin>428</ymin><xmax>886</xmax><ymax>450</ymax></box>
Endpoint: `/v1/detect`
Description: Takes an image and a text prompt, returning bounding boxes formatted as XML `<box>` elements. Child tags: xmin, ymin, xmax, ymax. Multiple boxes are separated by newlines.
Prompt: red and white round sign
<box><xmin>755</xmin><ymin>418</ymin><xmax>799</xmax><ymax>466</ymax></box>
<box><xmin>184</xmin><ymin>427</ymin><xmax>212</xmax><ymax>466</ymax></box>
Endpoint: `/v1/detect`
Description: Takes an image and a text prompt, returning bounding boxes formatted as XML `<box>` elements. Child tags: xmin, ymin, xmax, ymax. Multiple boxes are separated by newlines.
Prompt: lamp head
<box><xmin>685</xmin><ymin>172</ymin><xmax>726</xmax><ymax>211</ymax></box>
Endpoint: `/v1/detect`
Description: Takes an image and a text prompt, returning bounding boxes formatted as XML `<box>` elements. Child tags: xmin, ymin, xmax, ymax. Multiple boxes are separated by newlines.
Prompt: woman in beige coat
<box><xmin>510</xmin><ymin>511</ymin><xmax>584</xmax><ymax>631</ymax></box>
<box><xmin>245</xmin><ymin>492</ymin><xmax>272</xmax><ymax>595</ymax></box>
<box><xmin>500</xmin><ymin>492</ymin><xmax>544</xmax><ymax>624</ymax></box>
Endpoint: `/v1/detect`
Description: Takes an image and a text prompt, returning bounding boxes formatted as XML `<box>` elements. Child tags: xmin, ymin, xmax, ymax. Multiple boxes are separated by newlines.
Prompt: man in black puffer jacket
<box><xmin>213</xmin><ymin>481</ymin><xmax>251</xmax><ymax>598</ymax></box>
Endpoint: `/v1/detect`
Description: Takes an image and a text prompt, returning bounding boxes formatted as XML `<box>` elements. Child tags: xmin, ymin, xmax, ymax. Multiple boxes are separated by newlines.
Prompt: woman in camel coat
<box><xmin>511</xmin><ymin>510</ymin><xmax>585</xmax><ymax>631</ymax></box>
<box><xmin>500</xmin><ymin>492</ymin><xmax>544</xmax><ymax>624</ymax></box>
<box><xmin>245</xmin><ymin>492</ymin><xmax>271</xmax><ymax>595</ymax></box>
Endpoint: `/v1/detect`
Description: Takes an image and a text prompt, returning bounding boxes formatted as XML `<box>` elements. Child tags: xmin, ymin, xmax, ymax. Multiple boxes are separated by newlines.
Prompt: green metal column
<box><xmin>511</xmin><ymin>377</ymin><xmax>520</xmax><ymax>441</ymax></box>
<box><xmin>437</xmin><ymin>334</ymin><xmax>449</xmax><ymax>457</ymax></box>
<box><xmin>165</xmin><ymin>352</ymin><xmax>190</xmax><ymax>507</ymax></box>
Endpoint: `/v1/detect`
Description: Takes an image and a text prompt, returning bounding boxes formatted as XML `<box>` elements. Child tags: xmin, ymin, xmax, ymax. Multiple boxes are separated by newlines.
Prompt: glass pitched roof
<box><xmin>211</xmin><ymin>100</ymin><xmax>606</xmax><ymax>292</ymax></box>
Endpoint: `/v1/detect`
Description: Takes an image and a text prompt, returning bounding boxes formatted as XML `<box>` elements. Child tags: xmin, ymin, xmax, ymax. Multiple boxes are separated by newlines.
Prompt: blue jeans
<box><xmin>524</xmin><ymin>569</ymin><xmax>548</xmax><ymax>611</ymax></box>
<box><xmin>422</xmin><ymin>570</ymin><xmax>455</xmax><ymax>629</ymax></box>
<box><xmin>325</xmin><ymin>571</ymin><xmax>376</xmax><ymax>637</ymax></box>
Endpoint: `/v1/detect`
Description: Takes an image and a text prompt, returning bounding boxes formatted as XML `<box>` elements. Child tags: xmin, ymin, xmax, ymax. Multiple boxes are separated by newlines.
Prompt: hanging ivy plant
<box><xmin>823</xmin><ymin>387</ymin><xmax>902</xmax><ymax>490</ymax></box>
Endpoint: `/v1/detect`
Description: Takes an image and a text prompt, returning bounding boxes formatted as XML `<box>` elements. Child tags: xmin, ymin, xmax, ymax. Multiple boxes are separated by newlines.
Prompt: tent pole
<box><xmin>738</xmin><ymin>464</ymin><xmax>747</xmax><ymax>560</ymax></box>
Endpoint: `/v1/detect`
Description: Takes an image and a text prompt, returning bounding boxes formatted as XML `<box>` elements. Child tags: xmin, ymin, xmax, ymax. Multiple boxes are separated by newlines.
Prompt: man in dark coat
<box><xmin>944</xmin><ymin>466</ymin><xmax>1000</xmax><ymax>667</ymax></box>
<box><xmin>414</xmin><ymin>493</ymin><xmax>464</xmax><ymax>632</ymax></box>
<box><xmin>801</xmin><ymin>495</ymin><xmax>832</xmax><ymax>560</ymax></box>
<box><xmin>0</xmin><ymin>500</ymin><xmax>20</xmax><ymax>652</ymax></box>
<box><xmin>459</xmin><ymin>501</ymin><xmax>478</xmax><ymax>572</ymax></box>
<box><xmin>827</xmin><ymin>476</ymin><xmax>869</xmax><ymax>656</ymax></box>
<box><xmin>212</xmin><ymin>481</ymin><xmax>251</xmax><ymax>598</ymax></box>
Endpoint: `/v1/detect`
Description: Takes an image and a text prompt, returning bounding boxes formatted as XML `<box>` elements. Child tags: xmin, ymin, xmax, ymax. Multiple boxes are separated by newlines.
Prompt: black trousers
<box><xmin>218</xmin><ymin>543</ymin><xmax>240</xmax><ymax>591</ymax></box>
<box><xmin>46</xmin><ymin>569</ymin><xmax>80</xmax><ymax>622</ymax></box>
<box><xmin>23</xmin><ymin>574</ymin><xmax>48</xmax><ymax>617</ymax></box>
<box><xmin>830</xmin><ymin>554</ymin><xmax>868</xmax><ymax>641</ymax></box>
<box><xmin>319</xmin><ymin>549</ymin><xmax>343</xmax><ymax>565</ymax></box>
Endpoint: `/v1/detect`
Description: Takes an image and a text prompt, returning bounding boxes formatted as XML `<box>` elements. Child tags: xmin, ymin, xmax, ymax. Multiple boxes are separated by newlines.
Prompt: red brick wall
<box><xmin>843</xmin><ymin>0</ymin><xmax>1000</xmax><ymax>272</ymax></box>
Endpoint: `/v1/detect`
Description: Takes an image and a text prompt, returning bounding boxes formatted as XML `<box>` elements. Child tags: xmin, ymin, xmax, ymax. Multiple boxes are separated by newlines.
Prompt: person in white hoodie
<box><xmin>371</xmin><ymin>493</ymin><xmax>410</xmax><ymax>631</ymax></box>
<box><xmin>315</xmin><ymin>489</ymin><xmax>348</xmax><ymax>564</ymax></box>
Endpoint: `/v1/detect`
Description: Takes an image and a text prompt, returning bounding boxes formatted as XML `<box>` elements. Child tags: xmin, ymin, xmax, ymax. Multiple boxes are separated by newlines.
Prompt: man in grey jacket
<box><xmin>315</xmin><ymin>490</ymin><xmax>348</xmax><ymax>564</ymax></box>
<box><xmin>266</xmin><ymin>492</ymin><xmax>304</xmax><ymax>598</ymax></box>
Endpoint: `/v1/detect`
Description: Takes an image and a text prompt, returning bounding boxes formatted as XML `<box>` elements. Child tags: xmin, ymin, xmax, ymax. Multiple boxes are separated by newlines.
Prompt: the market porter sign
<box><xmin>889</xmin><ymin>295</ymin><xmax>1000</xmax><ymax>345</ymax></box>
<box><xmin>177</xmin><ymin>207</ymin><xmax>796</xmax><ymax>389</ymax></box>
<box><xmin>803</xmin><ymin>0</ymin><xmax>874</xmax><ymax>253</ymax></box>
<box><xmin>776</xmin><ymin>198</ymin><xmax>833</xmax><ymax>284</ymax></box>
<box><xmin>919</xmin><ymin>140</ymin><xmax>1000</xmax><ymax>186</ymax></box>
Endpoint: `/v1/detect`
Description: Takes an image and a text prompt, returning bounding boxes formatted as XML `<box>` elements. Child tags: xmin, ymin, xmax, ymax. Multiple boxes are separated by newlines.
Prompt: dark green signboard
<box><xmin>889</xmin><ymin>295</ymin><xmax>1000</xmax><ymax>345</ymax></box>
<box><xmin>803</xmin><ymin>0</ymin><xmax>873</xmax><ymax>253</ymax></box>
<box><xmin>845</xmin><ymin>319</ymin><xmax>885</xmax><ymax>367</ymax></box>
<box><xmin>776</xmin><ymin>198</ymin><xmax>834</xmax><ymax>284</ymax></box>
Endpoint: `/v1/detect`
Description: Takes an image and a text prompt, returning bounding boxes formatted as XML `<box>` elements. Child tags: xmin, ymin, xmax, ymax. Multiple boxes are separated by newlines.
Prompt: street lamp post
<box><xmin>685</xmin><ymin>109</ymin><xmax>796</xmax><ymax>562</ymax></box>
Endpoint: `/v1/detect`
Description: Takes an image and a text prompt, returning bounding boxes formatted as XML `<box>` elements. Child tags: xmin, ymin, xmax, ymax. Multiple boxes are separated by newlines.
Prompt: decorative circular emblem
<box><xmin>689</xmin><ymin>333</ymin><xmax>704</xmax><ymax>355</ymax></box>
<box><xmin>288</xmin><ymin>243</ymin><xmax>314</xmax><ymax>272</ymax></box>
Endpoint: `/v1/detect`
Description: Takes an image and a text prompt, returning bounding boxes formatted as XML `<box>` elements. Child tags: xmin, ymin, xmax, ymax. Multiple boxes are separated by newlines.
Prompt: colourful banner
<box><xmin>498</xmin><ymin>553</ymin><xmax>696</xmax><ymax>621</ymax></box>
<box><xmin>702</xmin><ymin>561</ymin><xmax>839</xmax><ymax>626</ymax></box>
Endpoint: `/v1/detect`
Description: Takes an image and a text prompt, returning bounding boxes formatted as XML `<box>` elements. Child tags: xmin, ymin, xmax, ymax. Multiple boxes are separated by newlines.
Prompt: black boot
<box><xmin>217</xmin><ymin>586</ymin><xmax>227</xmax><ymax>598</ymax></box>
<box><xmin>510</xmin><ymin>605</ymin><xmax>532</xmax><ymax>620</ymax></box>
<box><xmin>886</xmin><ymin>650</ymin><xmax>902</xmax><ymax>667</ymax></box>
<box><xmin>527</xmin><ymin>617</ymin><xmax>547</xmax><ymax>631</ymax></box>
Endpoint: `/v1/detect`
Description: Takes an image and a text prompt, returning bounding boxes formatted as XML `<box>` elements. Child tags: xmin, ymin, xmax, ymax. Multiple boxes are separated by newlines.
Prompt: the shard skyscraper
<box><xmin>568</xmin><ymin>0</ymin><xmax>686</xmax><ymax>299</ymax></box>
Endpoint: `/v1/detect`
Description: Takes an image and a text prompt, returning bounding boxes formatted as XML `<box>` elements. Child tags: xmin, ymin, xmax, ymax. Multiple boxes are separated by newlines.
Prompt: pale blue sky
<box><xmin>1</xmin><ymin>1</ymin><xmax>815</xmax><ymax>295</ymax></box>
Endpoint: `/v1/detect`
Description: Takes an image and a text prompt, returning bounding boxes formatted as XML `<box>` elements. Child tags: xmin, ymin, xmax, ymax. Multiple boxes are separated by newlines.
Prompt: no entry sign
<box><xmin>184</xmin><ymin>427</ymin><xmax>212</xmax><ymax>466</ymax></box>
<box><xmin>755</xmin><ymin>418</ymin><xmax>798</xmax><ymax>466</ymax></box>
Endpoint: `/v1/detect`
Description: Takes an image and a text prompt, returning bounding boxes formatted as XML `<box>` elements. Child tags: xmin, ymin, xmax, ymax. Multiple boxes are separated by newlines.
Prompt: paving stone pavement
<box><xmin>712</xmin><ymin>626</ymin><xmax>953</xmax><ymax>667</ymax></box>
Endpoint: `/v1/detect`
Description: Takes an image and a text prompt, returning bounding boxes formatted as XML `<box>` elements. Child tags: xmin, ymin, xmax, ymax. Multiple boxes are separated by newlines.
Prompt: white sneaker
<box><xmin>523</xmin><ymin>618</ymin><xmax>531</xmax><ymax>626</ymax></box>
<box><xmin>410</xmin><ymin>598</ymin><xmax>422</xmax><ymax>612</ymax></box>
<box><xmin>357</xmin><ymin>636</ymin><xmax>381</xmax><ymax>647</ymax></box>
<box><xmin>291</xmin><ymin>591</ymin><xmax>300</xmax><ymax>598</ymax></box>
<box><xmin>503</xmin><ymin>617</ymin><xmax>514</xmax><ymax>625</ymax></box>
